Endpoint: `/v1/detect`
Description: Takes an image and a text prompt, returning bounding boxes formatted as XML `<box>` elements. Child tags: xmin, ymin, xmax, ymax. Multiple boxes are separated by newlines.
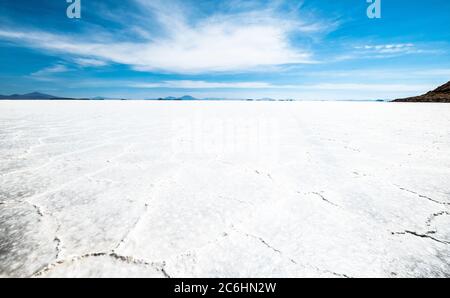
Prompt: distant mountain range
<box><xmin>154</xmin><ymin>96</ymin><xmax>289</xmax><ymax>101</ymax></box>
<box><xmin>0</xmin><ymin>92</ymin><xmax>122</xmax><ymax>100</ymax></box>
<box><xmin>394</xmin><ymin>81</ymin><xmax>450</xmax><ymax>103</ymax></box>
<box><xmin>0</xmin><ymin>92</ymin><xmax>203</xmax><ymax>101</ymax></box>
<box><xmin>155</xmin><ymin>95</ymin><xmax>199</xmax><ymax>100</ymax></box>
<box><xmin>0</xmin><ymin>92</ymin><xmax>69</xmax><ymax>100</ymax></box>
<box><xmin>0</xmin><ymin>92</ymin><xmax>395</xmax><ymax>102</ymax></box>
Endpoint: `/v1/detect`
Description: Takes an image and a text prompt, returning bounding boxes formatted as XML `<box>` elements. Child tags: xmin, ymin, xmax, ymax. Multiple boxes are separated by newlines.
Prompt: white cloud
<box><xmin>73</xmin><ymin>58</ymin><xmax>108</xmax><ymax>67</ymax></box>
<box><xmin>30</xmin><ymin>64</ymin><xmax>70</xmax><ymax>77</ymax></box>
<box><xmin>307</xmin><ymin>68</ymin><xmax>450</xmax><ymax>80</ymax></box>
<box><xmin>128</xmin><ymin>80</ymin><xmax>433</xmax><ymax>94</ymax></box>
<box><xmin>0</xmin><ymin>0</ymin><xmax>330</xmax><ymax>74</ymax></box>
<box><xmin>129</xmin><ymin>80</ymin><xmax>274</xmax><ymax>89</ymax></box>
<box><xmin>299</xmin><ymin>83</ymin><xmax>432</xmax><ymax>92</ymax></box>
<box><xmin>355</xmin><ymin>43</ymin><xmax>420</xmax><ymax>55</ymax></box>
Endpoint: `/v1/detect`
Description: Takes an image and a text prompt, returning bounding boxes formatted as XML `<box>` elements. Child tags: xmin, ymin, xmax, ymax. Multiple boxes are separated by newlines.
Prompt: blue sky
<box><xmin>0</xmin><ymin>0</ymin><xmax>449</xmax><ymax>100</ymax></box>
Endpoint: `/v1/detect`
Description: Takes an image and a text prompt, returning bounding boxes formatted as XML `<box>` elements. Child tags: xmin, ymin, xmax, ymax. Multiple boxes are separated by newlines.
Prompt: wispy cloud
<box><xmin>73</xmin><ymin>58</ymin><xmax>108</xmax><ymax>67</ymax></box>
<box><xmin>356</xmin><ymin>43</ymin><xmax>414</xmax><ymax>53</ymax></box>
<box><xmin>30</xmin><ymin>64</ymin><xmax>70</xmax><ymax>78</ymax></box>
<box><xmin>353</xmin><ymin>43</ymin><xmax>429</xmax><ymax>57</ymax></box>
<box><xmin>129</xmin><ymin>80</ymin><xmax>274</xmax><ymax>89</ymax></box>
<box><xmin>0</xmin><ymin>0</ymin><xmax>333</xmax><ymax>74</ymax></box>
<box><xmin>307</xmin><ymin>68</ymin><xmax>450</xmax><ymax>80</ymax></box>
<box><xmin>298</xmin><ymin>83</ymin><xmax>433</xmax><ymax>92</ymax></box>
<box><xmin>128</xmin><ymin>80</ymin><xmax>433</xmax><ymax>93</ymax></box>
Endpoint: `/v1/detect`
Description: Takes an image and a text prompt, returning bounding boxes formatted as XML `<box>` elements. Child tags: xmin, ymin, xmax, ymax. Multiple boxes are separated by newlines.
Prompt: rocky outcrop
<box><xmin>394</xmin><ymin>81</ymin><xmax>450</xmax><ymax>102</ymax></box>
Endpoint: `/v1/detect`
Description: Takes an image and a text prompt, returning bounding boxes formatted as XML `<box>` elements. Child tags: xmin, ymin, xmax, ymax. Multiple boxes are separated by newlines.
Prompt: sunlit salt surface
<box><xmin>0</xmin><ymin>100</ymin><xmax>449</xmax><ymax>277</ymax></box>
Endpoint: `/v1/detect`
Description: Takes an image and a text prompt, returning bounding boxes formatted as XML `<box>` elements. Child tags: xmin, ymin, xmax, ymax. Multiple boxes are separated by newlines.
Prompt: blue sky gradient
<box><xmin>0</xmin><ymin>0</ymin><xmax>449</xmax><ymax>99</ymax></box>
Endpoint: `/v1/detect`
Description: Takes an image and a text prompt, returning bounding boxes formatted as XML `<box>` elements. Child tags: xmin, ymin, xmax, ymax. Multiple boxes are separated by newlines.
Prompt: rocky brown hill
<box><xmin>394</xmin><ymin>81</ymin><xmax>450</xmax><ymax>102</ymax></box>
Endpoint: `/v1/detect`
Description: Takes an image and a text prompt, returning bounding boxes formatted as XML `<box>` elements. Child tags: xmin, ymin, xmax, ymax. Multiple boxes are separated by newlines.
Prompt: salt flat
<box><xmin>0</xmin><ymin>101</ymin><xmax>449</xmax><ymax>278</ymax></box>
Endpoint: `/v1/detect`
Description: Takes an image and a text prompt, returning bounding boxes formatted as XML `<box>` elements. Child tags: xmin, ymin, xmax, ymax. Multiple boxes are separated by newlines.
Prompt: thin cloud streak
<box><xmin>128</xmin><ymin>80</ymin><xmax>433</xmax><ymax>93</ymax></box>
<box><xmin>30</xmin><ymin>64</ymin><xmax>70</xmax><ymax>77</ymax></box>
